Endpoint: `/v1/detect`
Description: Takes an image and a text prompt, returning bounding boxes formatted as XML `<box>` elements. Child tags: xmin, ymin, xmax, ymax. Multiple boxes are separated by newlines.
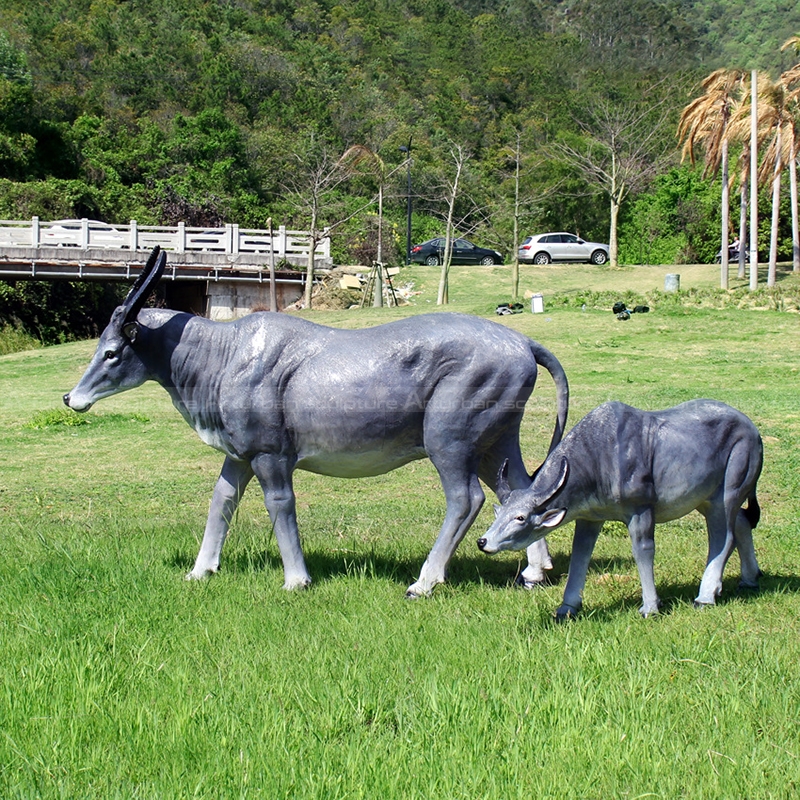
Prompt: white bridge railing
<box><xmin>0</xmin><ymin>218</ymin><xmax>330</xmax><ymax>261</ymax></box>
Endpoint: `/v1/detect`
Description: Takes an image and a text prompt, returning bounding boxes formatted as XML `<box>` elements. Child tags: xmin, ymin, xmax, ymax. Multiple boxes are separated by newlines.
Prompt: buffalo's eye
<box><xmin>104</xmin><ymin>350</ymin><xmax>117</xmax><ymax>361</ymax></box>
<box><xmin>515</xmin><ymin>515</ymin><xmax>526</xmax><ymax>523</ymax></box>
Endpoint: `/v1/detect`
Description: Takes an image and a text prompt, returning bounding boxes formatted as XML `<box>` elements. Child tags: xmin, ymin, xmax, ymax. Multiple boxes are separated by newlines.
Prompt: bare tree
<box><xmin>437</xmin><ymin>143</ymin><xmax>470</xmax><ymax>305</ymax></box>
<box><xmin>499</xmin><ymin>128</ymin><xmax>562</xmax><ymax>299</ymax></box>
<box><xmin>550</xmin><ymin>98</ymin><xmax>673</xmax><ymax>267</ymax></box>
<box><xmin>339</xmin><ymin>144</ymin><xmax>411</xmax><ymax>306</ymax></box>
<box><xmin>283</xmin><ymin>137</ymin><xmax>379</xmax><ymax>308</ymax></box>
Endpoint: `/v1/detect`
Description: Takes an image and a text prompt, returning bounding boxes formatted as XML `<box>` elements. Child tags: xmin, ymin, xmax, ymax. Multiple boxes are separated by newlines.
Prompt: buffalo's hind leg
<box><xmin>406</xmin><ymin>466</ymin><xmax>485</xmax><ymax>598</ymax></box>
<box><xmin>187</xmin><ymin>456</ymin><xmax>254</xmax><ymax>579</ymax></box>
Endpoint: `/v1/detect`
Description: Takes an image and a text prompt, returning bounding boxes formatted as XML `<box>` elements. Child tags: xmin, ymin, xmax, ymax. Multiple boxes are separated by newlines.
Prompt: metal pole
<box><xmin>400</xmin><ymin>137</ymin><xmax>412</xmax><ymax>265</ymax></box>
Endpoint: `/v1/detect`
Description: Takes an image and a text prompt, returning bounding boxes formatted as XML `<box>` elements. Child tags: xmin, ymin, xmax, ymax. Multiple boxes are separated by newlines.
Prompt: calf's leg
<box><xmin>556</xmin><ymin>519</ymin><xmax>603</xmax><ymax>621</ymax></box>
<box><xmin>734</xmin><ymin>509</ymin><xmax>761</xmax><ymax>589</ymax></box>
<box><xmin>627</xmin><ymin>508</ymin><xmax>661</xmax><ymax>617</ymax></box>
<box><xmin>695</xmin><ymin>504</ymin><xmax>736</xmax><ymax>606</ymax></box>
<box><xmin>187</xmin><ymin>456</ymin><xmax>254</xmax><ymax>579</ymax></box>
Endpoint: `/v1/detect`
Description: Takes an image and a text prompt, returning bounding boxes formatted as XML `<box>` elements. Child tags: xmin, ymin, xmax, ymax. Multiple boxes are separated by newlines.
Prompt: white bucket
<box><xmin>664</xmin><ymin>273</ymin><xmax>680</xmax><ymax>293</ymax></box>
<box><xmin>531</xmin><ymin>293</ymin><xmax>544</xmax><ymax>313</ymax></box>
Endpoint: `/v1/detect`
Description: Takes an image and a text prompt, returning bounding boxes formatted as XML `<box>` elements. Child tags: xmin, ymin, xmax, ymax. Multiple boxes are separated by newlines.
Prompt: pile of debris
<box><xmin>612</xmin><ymin>301</ymin><xmax>650</xmax><ymax>320</ymax></box>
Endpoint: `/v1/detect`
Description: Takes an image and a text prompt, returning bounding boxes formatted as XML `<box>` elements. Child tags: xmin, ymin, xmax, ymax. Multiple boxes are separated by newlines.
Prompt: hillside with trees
<box><xmin>1</xmin><ymin>0</ymin><xmax>799</xmax><ymax>279</ymax></box>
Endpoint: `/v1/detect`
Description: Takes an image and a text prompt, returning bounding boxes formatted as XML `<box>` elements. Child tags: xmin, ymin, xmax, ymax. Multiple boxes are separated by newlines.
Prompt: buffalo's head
<box><xmin>64</xmin><ymin>246</ymin><xmax>165</xmax><ymax>412</ymax></box>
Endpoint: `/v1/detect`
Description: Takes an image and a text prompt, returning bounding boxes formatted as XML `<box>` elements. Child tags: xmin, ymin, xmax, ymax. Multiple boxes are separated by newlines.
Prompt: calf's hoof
<box><xmin>554</xmin><ymin>602</ymin><xmax>581</xmax><ymax>622</ymax></box>
<box><xmin>738</xmin><ymin>576</ymin><xmax>761</xmax><ymax>592</ymax></box>
<box><xmin>515</xmin><ymin>573</ymin><xmax>550</xmax><ymax>590</ymax></box>
<box><xmin>185</xmin><ymin>567</ymin><xmax>216</xmax><ymax>581</ymax></box>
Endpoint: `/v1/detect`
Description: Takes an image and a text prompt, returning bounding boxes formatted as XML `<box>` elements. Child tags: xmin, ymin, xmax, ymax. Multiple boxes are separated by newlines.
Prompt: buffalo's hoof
<box><xmin>692</xmin><ymin>599</ymin><xmax>715</xmax><ymax>609</ymax></box>
<box><xmin>738</xmin><ymin>579</ymin><xmax>761</xmax><ymax>592</ymax></box>
<box><xmin>554</xmin><ymin>603</ymin><xmax>581</xmax><ymax>622</ymax></box>
<box><xmin>283</xmin><ymin>578</ymin><xmax>311</xmax><ymax>591</ymax></box>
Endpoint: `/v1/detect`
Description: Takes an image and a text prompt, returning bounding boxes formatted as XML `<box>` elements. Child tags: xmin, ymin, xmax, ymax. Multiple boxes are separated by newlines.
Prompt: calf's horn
<box><xmin>533</xmin><ymin>456</ymin><xmax>569</xmax><ymax>509</ymax></box>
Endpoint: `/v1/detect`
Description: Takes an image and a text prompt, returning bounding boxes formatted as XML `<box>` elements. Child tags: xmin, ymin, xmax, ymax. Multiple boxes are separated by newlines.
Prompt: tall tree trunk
<box><xmin>749</xmin><ymin>70</ymin><xmax>759</xmax><ymax>291</ymax></box>
<box><xmin>374</xmin><ymin>184</ymin><xmax>384</xmax><ymax>307</ymax></box>
<box><xmin>608</xmin><ymin>192</ymin><xmax>621</xmax><ymax>267</ymax></box>
<box><xmin>437</xmin><ymin>151</ymin><xmax>464</xmax><ymax>306</ymax></box>
<box><xmin>738</xmin><ymin>178</ymin><xmax>748</xmax><ymax>279</ymax></box>
<box><xmin>304</xmin><ymin>206</ymin><xmax>318</xmax><ymax>308</ymax></box>
<box><xmin>512</xmin><ymin>132</ymin><xmax>522</xmax><ymax>300</ymax></box>
<box><xmin>720</xmin><ymin>138</ymin><xmax>730</xmax><ymax>289</ymax></box>
<box><xmin>768</xmin><ymin>124</ymin><xmax>782</xmax><ymax>287</ymax></box>
<box><xmin>267</xmin><ymin>217</ymin><xmax>277</xmax><ymax>312</ymax></box>
<box><xmin>790</xmin><ymin>136</ymin><xmax>799</xmax><ymax>272</ymax></box>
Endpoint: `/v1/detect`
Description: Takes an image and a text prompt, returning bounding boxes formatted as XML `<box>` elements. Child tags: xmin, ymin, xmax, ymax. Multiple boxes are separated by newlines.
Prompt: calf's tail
<box><xmin>529</xmin><ymin>341</ymin><xmax>570</xmax><ymax>455</ymax></box>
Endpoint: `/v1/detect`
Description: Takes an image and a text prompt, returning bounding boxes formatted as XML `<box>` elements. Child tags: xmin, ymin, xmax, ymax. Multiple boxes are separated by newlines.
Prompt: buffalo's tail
<box><xmin>529</xmin><ymin>341</ymin><xmax>570</xmax><ymax>456</ymax></box>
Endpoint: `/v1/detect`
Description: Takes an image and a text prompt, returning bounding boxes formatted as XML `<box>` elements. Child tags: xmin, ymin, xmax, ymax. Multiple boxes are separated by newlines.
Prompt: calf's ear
<box><xmin>539</xmin><ymin>508</ymin><xmax>567</xmax><ymax>529</ymax></box>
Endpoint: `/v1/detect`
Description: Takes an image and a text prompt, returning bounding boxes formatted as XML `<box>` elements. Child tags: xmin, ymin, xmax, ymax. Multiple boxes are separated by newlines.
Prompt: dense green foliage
<box><xmin>0</xmin><ymin>1</ymin><xmax>798</xmax><ymax>277</ymax></box>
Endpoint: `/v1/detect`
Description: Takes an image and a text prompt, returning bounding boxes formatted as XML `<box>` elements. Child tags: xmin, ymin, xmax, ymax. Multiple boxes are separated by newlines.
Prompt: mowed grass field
<box><xmin>1</xmin><ymin>261</ymin><xmax>799</xmax><ymax>798</ymax></box>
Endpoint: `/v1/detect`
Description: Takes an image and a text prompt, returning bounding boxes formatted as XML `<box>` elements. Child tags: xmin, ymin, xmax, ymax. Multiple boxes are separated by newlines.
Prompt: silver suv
<box><xmin>519</xmin><ymin>232</ymin><xmax>609</xmax><ymax>265</ymax></box>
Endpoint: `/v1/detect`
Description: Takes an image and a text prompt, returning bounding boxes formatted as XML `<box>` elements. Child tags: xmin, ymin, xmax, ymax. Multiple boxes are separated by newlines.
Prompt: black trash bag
<box><xmin>495</xmin><ymin>302</ymin><xmax>523</xmax><ymax>316</ymax></box>
<box><xmin>612</xmin><ymin>301</ymin><xmax>627</xmax><ymax>314</ymax></box>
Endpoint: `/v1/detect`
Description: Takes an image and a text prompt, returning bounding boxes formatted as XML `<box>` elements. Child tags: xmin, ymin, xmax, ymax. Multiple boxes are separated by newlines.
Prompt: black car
<box><xmin>409</xmin><ymin>237</ymin><xmax>503</xmax><ymax>266</ymax></box>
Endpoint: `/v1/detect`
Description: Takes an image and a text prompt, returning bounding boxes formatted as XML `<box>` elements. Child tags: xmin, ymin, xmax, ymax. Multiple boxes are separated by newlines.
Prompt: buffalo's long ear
<box><xmin>496</xmin><ymin>459</ymin><xmax>512</xmax><ymax>504</ymax></box>
<box><xmin>534</xmin><ymin>457</ymin><xmax>569</xmax><ymax>508</ymax></box>
<box><xmin>123</xmin><ymin>246</ymin><xmax>166</xmax><ymax>325</ymax></box>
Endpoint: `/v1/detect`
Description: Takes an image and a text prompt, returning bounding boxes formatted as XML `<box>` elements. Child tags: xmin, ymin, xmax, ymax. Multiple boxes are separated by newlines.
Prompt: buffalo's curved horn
<box><xmin>123</xmin><ymin>246</ymin><xmax>166</xmax><ymax>324</ymax></box>
<box><xmin>533</xmin><ymin>456</ymin><xmax>569</xmax><ymax>509</ymax></box>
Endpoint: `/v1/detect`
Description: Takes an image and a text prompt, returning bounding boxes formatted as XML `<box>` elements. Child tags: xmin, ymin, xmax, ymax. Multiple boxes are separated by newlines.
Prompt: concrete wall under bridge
<box><xmin>0</xmin><ymin>246</ymin><xmax>312</xmax><ymax>318</ymax></box>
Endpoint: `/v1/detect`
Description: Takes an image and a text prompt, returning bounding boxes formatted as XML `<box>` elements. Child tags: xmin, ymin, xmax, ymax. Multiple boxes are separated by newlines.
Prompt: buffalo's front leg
<box><xmin>250</xmin><ymin>453</ymin><xmax>310</xmax><ymax>591</ymax></box>
<box><xmin>406</xmin><ymin>469</ymin><xmax>485</xmax><ymax>598</ymax></box>
<box><xmin>187</xmin><ymin>456</ymin><xmax>254</xmax><ymax>579</ymax></box>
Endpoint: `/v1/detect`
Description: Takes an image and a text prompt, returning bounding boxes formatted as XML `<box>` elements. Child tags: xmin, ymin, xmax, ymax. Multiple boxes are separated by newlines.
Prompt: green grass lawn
<box><xmin>1</xmin><ymin>262</ymin><xmax>799</xmax><ymax>798</ymax></box>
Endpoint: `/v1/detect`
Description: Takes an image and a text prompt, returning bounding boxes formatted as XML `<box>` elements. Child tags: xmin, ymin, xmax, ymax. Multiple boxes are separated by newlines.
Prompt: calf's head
<box><xmin>477</xmin><ymin>457</ymin><xmax>569</xmax><ymax>554</ymax></box>
<box><xmin>64</xmin><ymin>247</ymin><xmax>166</xmax><ymax>412</ymax></box>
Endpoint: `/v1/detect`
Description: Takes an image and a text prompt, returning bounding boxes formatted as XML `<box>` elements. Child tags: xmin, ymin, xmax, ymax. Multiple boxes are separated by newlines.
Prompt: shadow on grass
<box><xmin>168</xmin><ymin>546</ymin><xmax>800</xmax><ymax>615</ymax></box>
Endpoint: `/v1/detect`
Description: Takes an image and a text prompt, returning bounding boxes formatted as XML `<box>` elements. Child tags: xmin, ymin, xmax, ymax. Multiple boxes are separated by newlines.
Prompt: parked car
<box><xmin>518</xmin><ymin>232</ymin><xmax>609</xmax><ymax>265</ymax></box>
<box><xmin>410</xmin><ymin>237</ymin><xmax>503</xmax><ymax>266</ymax></box>
<box><xmin>42</xmin><ymin>219</ymin><xmax>125</xmax><ymax>248</ymax></box>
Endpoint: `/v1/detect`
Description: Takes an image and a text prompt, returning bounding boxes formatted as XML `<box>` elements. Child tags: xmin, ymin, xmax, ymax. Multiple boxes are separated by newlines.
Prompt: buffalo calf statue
<box><xmin>478</xmin><ymin>400</ymin><xmax>763</xmax><ymax>618</ymax></box>
<box><xmin>65</xmin><ymin>247</ymin><xmax>570</xmax><ymax>597</ymax></box>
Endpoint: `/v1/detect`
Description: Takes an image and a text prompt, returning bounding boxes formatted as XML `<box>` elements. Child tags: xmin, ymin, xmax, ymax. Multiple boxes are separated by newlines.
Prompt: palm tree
<box><xmin>678</xmin><ymin>69</ymin><xmax>744</xmax><ymax>289</ymax></box>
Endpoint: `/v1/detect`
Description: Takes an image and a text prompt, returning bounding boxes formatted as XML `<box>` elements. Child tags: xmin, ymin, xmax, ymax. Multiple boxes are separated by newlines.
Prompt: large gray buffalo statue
<box><xmin>478</xmin><ymin>400</ymin><xmax>763</xmax><ymax>618</ymax></box>
<box><xmin>65</xmin><ymin>247</ymin><xmax>570</xmax><ymax>597</ymax></box>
